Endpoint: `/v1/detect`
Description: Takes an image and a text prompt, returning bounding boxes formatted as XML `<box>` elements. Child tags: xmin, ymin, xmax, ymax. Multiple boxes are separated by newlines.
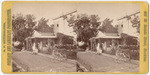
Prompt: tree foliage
<box><xmin>130</xmin><ymin>16</ymin><xmax>140</xmax><ymax>33</ymax></box>
<box><xmin>67</xmin><ymin>14</ymin><xmax>101</xmax><ymax>45</ymax></box>
<box><xmin>25</xmin><ymin>14</ymin><xmax>36</xmax><ymax>28</ymax></box>
<box><xmin>99</xmin><ymin>18</ymin><xmax>118</xmax><ymax>33</ymax></box>
<box><xmin>57</xmin><ymin>33</ymin><xmax>73</xmax><ymax>45</ymax></box>
<box><xmin>35</xmin><ymin>18</ymin><xmax>54</xmax><ymax>33</ymax></box>
<box><xmin>12</xmin><ymin>14</ymin><xmax>36</xmax><ymax>42</ymax></box>
<box><xmin>12</xmin><ymin>14</ymin><xmax>26</xmax><ymax>32</ymax></box>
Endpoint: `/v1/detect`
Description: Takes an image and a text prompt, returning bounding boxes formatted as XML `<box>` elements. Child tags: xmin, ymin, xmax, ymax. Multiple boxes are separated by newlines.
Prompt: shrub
<box><xmin>117</xmin><ymin>45</ymin><xmax>139</xmax><ymax>60</ymax></box>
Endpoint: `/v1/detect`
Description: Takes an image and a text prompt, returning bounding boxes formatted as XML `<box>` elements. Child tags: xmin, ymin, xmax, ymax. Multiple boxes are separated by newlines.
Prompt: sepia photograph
<box><xmin>12</xmin><ymin>2</ymin><xmax>140</xmax><ymax>72</ymax></box>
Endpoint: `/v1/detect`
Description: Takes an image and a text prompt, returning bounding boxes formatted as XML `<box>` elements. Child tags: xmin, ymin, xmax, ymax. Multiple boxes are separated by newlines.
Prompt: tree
<box><xmin>12</xmin><ymin>14</ymin><xmax>26</xmax><ymax>36</ymax></box>
<box><xmin>57</xmin><ymin>33</ymin><xmax>74</xmax><ymax>45</ymax></box>
<box><xmin>67</xmin><ymin>14</ymin><xmax>101</xmax><ymax>48</ymax></box>
<box><xmin>130</xmin><ymin>15</ymin><xmax>140</xmax><ymax>33</ymax></box>
<box><xmin>99</xmin><ymin>18</ymin><xmax>118</xmax><ymax>33</ymax></box>
<box><xmin>35</xmin><ymin>18</ymin><xmax>54</xmax><ymax>33</ymax></box>
<box><xmin>12</xmin><ymin>14</ymin><xmax>36</xmax><ymax>43</ymax></box>
<box><xmin>25</xmin><ymin>14</ymin><xmax>36</xmax><ymax>29</ymax></box>
<box><xmin>12</xmin><ymin>13</ymin><xmax>26</xmax><ymax>42</ymax></box>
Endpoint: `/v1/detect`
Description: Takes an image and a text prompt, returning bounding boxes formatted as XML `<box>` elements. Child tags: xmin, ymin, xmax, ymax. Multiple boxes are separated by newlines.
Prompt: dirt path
<box><xmin>77</xmin><ymin>52</ymin><xmax>139</xmax><ymax>72</ymax></box>
<box><xmin>12</xmin><ymin>51</ymin><xmax>76</xmax><ymax>72</ymax></box>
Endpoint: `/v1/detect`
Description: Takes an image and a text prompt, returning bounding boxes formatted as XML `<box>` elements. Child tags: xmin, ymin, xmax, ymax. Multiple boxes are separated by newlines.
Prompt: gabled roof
<box><xmin>57</xmin><ymin>32</ymin><xmax>74</xmax><ymax>39</ymax></box>
<box><xmin>100</xmin><ymin>22</ymin><xmax>118</xmax><ymax>33</ymax></box>
<box><xmin>31</xmin><ymin>30</ymin><xmax>57</xmax><ymax>38</ymax></box>
<box><xmin>94</xmin><ymin>31</ymin><xmax>120</xmax><ymax>39</ymax></box>
<box><xmin>34</xmin><ymin>24</ymin><xmax>54</xmax><ymax>33</ymax></box>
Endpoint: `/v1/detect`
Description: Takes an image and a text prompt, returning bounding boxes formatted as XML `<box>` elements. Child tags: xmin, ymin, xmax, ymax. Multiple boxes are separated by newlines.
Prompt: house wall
<box><xmin>37</xmin><ymin>38</ymin><xmax>56</xmax><ymax>54</ymax></box>
<box><xmin>25</xmin><ymin>38</ymin><xmax>33</xmax><ymax>51</ymax></box>
<box><xmin>90</xmin><ymin>38</ymin><xmax>97</xmax><ymax>51</ymax></box>
<box><xmin>102</xmin><ymin>39</ymin><xmax>119</xmax><ymax>54</ymax></box>
<box><xmin>26</xmin><ymin>38</ymin><xmax>56</xmax><ymax>55</ymax></box>
<box><xmin>90</xmin><ymin>38</ymin><xmax>119</xmax><ymax>54</ymax></box>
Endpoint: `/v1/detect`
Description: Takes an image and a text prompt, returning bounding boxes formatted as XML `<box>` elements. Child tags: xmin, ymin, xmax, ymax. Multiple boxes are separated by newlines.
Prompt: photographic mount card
<box><xmin>1</xmin><ymin>1</ymin><xmax>149</xmax><ymax>74</ymax></box>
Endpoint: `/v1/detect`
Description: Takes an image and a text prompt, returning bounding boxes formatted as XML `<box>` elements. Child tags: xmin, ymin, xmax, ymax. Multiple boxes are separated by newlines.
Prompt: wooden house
<box><xmin>90</xmin><ymin>31</ymin><xmax>121</xmax><ymax>54</ymax></box>
<box><xmin>89</xmin><ymin>30</ymin><xmax>138</xmax><ymax>54</ymax></box>
<box><xmin>25</xmin><ymin>27</ymin><xmax>75</xmax><ymax>55</ymax></box>
<box><xmin>25</xmin><ymin>30</ymin><xmax>57</xmax><ymax>54</ymax></box>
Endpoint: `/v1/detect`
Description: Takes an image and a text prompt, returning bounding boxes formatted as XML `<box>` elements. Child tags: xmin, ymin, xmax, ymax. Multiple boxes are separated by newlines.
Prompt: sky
<box><xmin>12</xmin><ymin>2</ymin><xmax>140</xmax><ymax>37</ymax></box>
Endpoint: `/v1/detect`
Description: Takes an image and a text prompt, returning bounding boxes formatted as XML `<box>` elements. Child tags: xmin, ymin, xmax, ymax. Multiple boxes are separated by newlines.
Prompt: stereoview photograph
<box><xmin>12</xmin><ymin>3</ymin><xmax>140</xmax><ymax>72</ymax></box>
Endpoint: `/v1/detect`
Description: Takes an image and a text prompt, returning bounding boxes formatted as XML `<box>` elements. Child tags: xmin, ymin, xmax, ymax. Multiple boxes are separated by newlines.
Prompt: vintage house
<box><xmin>90</xmin><ymin>31</ymin><xmax>121</xmax><ymax>54</ymax></box>
<box><xmin>89</xmin><ymin>24</ymin><xmax>138</xmax><ymax>54</ymax></box>
<box><xmin>25</xmin><ymin>30</ymin><xmax>57</xmax><ymax>54</ymax></box>
<box><xmin>25</xmin><ymin>24</ymin><xmax>75</xmax><ymax>55</ymax></box>
<box><xmin>25</xmin><ymin>23</ymin><xmax>58</xmax><ymax>54</ymax></box>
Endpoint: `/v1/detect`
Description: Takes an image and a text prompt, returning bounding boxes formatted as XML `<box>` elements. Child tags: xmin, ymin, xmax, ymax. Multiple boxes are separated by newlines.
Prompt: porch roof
<box><xmin>29</xmin><ymin>36</ymin><xmax>57</xmax><ymax>38</ymax></box>
<box><xmin>29</xmin><ymin>30</ymin><xmax>57</xmax><ymax>39</ymax></box>
<box><xmin>91</xmin><ymin>31</ymin><xmax>121</xmax><ymax>39</ymax></box>
<box><xmin>97</xmin><ymin>36</ymin><xmax>121</xmax><ymax>39</ymax></box>
<box><xmin>90</xmin><ymin>36</ymin><xmax>121</xmax><ymax>40</ymax></box>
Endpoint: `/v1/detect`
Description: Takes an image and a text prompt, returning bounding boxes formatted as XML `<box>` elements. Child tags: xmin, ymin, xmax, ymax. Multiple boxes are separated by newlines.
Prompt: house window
<box><xmin>121</xmin><ymin>24</ymin><xmax>123</xmax><ymax>27</ymax></box>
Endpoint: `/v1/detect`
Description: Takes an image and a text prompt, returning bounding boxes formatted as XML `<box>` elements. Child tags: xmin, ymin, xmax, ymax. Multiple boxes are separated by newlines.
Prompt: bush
<box><xmin>54</xmin><ymin>44</ymin><xmax>77</xmax><ymax>59</ymax></box>
<box><xmin>54</xmin><ymin>44</ymin><xmax>77</xmax><ymax>50</ymax></box>
<box><xmin>117</xmin><ymin>45</ymin><xmax>139</xmax><ymax>60</ymax></box>
<box><xmin>118</xmin><ymin>45</ymin><xmax>139</xmax><ymax>50</ymax></box>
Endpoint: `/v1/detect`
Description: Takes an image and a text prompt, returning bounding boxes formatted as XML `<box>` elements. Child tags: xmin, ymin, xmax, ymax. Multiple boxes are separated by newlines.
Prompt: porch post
<box><xmin>26</xmin><ymin>38</ymin><xmax>28</xmax><ymax>50</ymax></box>
<box><xmin>90</xmin><ymin>39</ymin><xmax>92</xmax><ymax>51</ymax></box>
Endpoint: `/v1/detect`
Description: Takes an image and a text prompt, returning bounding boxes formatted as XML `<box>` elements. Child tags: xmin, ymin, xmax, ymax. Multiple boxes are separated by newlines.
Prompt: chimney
<box><xmin>117</xmin><ymin>24</ymin><xmax>123</xmax><ymax>35</ymax></box>
<box><xmin>53</xmin><ymin>23</ymin><xmax>59</xmax><ymax>36</ymax></box>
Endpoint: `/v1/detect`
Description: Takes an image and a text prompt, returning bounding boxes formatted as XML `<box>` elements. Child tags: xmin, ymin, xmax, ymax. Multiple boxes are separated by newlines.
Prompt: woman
<box><xmin>96</xmin><ymin>43</ymin><xmax>102</xmax><ymax>54</ymax></box>
<box><xmin>32</xmin><ymin>41</ymin><xmax>38</xmax><ymax>55</ymax></box>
